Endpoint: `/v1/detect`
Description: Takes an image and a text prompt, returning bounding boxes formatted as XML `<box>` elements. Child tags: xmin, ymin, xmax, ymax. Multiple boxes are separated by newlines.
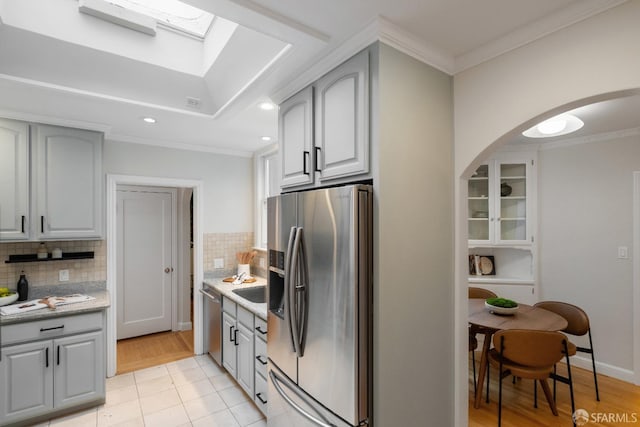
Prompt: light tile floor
<box><xmin>38</xmin><ymin>355</ymin><xmax>266</xmax><ymax>427</ymax></box>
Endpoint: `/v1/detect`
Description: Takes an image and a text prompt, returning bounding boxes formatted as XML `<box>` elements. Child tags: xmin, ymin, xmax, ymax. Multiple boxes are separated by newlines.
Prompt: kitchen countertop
<box><xmin>203</xmin><ymin>276</ymin><xmax>267</xmax><ymax>320</ymax></box>
<box><xmin>0</xmin><ymin>282</ymin><xmax>110</xmax><ymax>325</ymax></box>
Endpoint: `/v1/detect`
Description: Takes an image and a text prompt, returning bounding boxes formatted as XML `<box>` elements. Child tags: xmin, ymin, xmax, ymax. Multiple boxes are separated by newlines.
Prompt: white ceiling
<box><xmin>0</xmin><ymin>0</ymin><xmax>634</xmax><ymax>156</ymax></box>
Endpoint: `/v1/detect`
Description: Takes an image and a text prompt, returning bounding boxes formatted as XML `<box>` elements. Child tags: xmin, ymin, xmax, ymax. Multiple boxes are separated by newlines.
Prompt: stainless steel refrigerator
<box><xmin>266</xmin><ymin>184</ymin><xmax>372</xmax><ymax>427</ymax></box>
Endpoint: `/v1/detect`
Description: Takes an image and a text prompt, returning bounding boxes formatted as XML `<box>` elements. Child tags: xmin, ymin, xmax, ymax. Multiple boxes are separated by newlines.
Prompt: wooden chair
<box><xmin>534</xmin><ymin>301</ymin><xmax>600</xmax><ymax>401</ymax></box>
<box><xmin>489</xmin><ymin>329</ymin><xmax>576</xmax><ymax>427</ymax></box>
<box><xmin>468</xmin><ymin>287</ymin><xmax>497</xmax><ymax>400</ymax></box>
<box><xmin>469</xmin><ymin>287</ymin><xmax>497</xmax><ymax>299</ymax></box>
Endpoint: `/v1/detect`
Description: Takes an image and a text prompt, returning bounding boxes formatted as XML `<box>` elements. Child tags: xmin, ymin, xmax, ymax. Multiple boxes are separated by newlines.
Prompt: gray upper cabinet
<box><xmin>0</xmin><ymin>118</ymin><xmax>30</xmax><ymax>240</ymax></box>
<box><xmin>32</xmin><ymin>124</ymin><xmax>103</xmax><ymax>240</ymax></box>
<box><xmin>315</xmin><ymin>49</ymin><xmax>369</xmax><ymax>182</ymax></box>
<box><xmin>279</xmin><ymin>48</ymin><xmax>371</xmax><ymax>191</ymax></box>
<box><xmin>279</xmin><ymin>86</ymin><xmax>314</xmax><ymax>189</ymax></box>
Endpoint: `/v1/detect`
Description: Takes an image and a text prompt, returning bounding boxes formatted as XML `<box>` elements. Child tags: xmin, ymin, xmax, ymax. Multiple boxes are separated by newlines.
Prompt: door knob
<box><xmin>164</xmin><ymin>267</ymin><xmax>173</xmax><ymax>273</ymax></box>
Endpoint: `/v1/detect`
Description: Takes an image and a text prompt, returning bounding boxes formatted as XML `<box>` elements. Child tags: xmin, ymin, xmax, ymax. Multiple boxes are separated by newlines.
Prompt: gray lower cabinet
<box><xmin>221</xmin><ymin>296</ymin><xmax>268</xmax><ymax>416</ymax></box>
<box><xmin>221</xmin><ymin>297</ymin><xmax>254</xmax><ymax>399</ymax></box>
<box><xmin>0</xmin><ymin>312</ymin><xmax>105</xmax><ymax>426</ymax></box>
<box><xmin>253</xmin><ymin>317</ymin><xmax>268</xmax><ymax>416</ymax></box>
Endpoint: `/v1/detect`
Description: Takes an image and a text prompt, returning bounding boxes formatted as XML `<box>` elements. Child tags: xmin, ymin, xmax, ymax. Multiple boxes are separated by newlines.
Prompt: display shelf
<box><xmin>468</xmin><ymin>276</ymin><xmax>534</xmax><ymax>285</ymax></box>
<box><xmin>5</xmin><ymin>251</ymin><xmax>94</xmax><ymax>264</ymax></box>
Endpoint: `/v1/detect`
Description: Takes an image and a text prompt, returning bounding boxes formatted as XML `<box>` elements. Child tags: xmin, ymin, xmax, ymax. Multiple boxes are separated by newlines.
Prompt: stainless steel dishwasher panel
<box><xmin>200</xmin><ymin>286</ymin><xmax>222</xmax><ymax>365</ymax></box>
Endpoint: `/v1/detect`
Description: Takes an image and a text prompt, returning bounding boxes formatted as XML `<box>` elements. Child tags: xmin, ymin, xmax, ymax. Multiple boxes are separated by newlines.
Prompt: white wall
<box><xmin>453</xmin><ymin>2</ymin><xmax>640</xmax><ymax>421</ymax></box>
<box><xmin>375</xmin><ymin>43</ymin><xmax>454</xmax><ymax>427</ymax></box>
<box><xmin>538</xmin><ymin>135</ymin><xmax>640</xmax><ymax>373</ymax></box>
<box><xmin>104</xmin><ymin>140</ymin><xmax>254</xmax><ymax>234</ymax></box>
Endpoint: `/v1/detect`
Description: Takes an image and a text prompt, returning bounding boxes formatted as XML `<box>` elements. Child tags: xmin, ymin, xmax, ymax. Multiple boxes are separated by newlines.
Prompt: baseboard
<box><xmin>177</xmin><ymin>321</ymin><xmax>192</xmax><ymax>331</ymax></box>
<box><xmin>561</xmin><ymin>355</ymin><xmax>635</xmax><ymax>384</ymax></box>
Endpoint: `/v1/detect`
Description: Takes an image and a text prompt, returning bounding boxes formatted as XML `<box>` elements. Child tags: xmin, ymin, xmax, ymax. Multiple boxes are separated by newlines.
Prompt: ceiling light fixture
<box><xmin>261</xmin><ymin>136</ymin><xmax>272</xmax><ymax>142</ymax></box>
<box><xmin>522</xmin><ymin>113</ymin><xmax>584</xmax><ymax>138</ymax></box>
<box><xmin>143</xmin><ymin>117</ymin><xmax>156</xmax><ymax>123</ymax></box>
<box><xmin>259</xmin><ymin>102</ymin><xmax>275</xmax><ymax>111</ymax></box>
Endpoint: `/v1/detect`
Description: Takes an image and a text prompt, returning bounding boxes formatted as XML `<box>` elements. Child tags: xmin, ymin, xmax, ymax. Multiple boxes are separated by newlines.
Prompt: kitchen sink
<box><xmin>232</xmin><ymin>286</ymin><xmax>266</xmax><ymax>304</ymax></box>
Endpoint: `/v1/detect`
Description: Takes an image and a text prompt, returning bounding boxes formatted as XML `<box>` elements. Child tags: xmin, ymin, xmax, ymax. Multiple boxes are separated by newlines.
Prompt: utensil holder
<box><xmin>237</xmin><ymin>264</ymin><xmax>250</xmax><ymax>277</ymax></box>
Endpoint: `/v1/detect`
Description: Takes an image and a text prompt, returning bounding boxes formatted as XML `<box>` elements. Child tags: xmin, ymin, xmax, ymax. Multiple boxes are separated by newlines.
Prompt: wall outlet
<box><xmin>59</xmin><ymin>269</ymin><xmax>69</xmax><ymax>282</ymax></box>
<box><xmin>259</xmin><ymin>257</ymin><xmax>266</xmax><ymax>268</ymax></box>
<box><xmin>214</xmin><ymin>258</ymin><xmax>224</xmax><ymax>269</ymax></box>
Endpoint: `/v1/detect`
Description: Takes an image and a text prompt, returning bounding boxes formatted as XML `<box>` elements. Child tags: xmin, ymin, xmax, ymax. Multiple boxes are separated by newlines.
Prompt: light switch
<box><xmin>59</xmin><ymin>269</ymin><xmax>69</xmax><ymax>282</ymax></box>
<box><xmin>214</xmin><ymin>258</ymin><xmax>224</xmax><ymax>269</ymax></box>
<box><xmin>618</xmin><ymin>246</ymin><xmax>629</xmax><ymax>259</ymax></box>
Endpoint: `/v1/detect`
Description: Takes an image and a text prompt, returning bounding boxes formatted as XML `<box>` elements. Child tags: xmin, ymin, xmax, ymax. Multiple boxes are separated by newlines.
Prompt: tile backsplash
<box><xmin>0</xmin><ymin>240</ymin><xmax>106</xmax><ymax>289</ymax></box>
<box><xmin>203</xmin><ymin>232</ymin><xmax>266</xmax><ymax>278</ymax></box>
<box><xmin>0</xmin><ymin>231</ymin><xmax>265</xmax><ymax>290</ymax></box>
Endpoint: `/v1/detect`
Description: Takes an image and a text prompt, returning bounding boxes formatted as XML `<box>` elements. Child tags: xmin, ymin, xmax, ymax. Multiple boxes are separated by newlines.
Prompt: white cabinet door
<box><xmin>0</xmin><ymin>118</ymin><xmax>29</xmax><ymax>240</ymax></box>
<box><xmin>315</xmin><ymin>49</ymin><xmax>369</xmax><ymax>182</ymax></box>
<box><xmin>0</xmin><ymin>341</ymin><xmax>53</xmax><ymax>425</ymax></box>
<box><xmin>222</xmin><ymin>312</ymin><xmax>237</xmax><ymax>377</ymax></box>
<box><xmin>33</xmin><ymin>124</ymin><xmax>103</xmax><ymax>239</ymax></box>
<box><xmin>53</xmin><ymin>331</ymin><xmax>105</xmax><ymax>408</ymax></box>
<box><xmin>235</xmin><ymin>322</ymin><xmax>254</xmax><ymax>397</ymax></box>
<box><xmin>280</xmin><ymin>86</ymin><xmax>314</xmax><ymax>189</ymax></box>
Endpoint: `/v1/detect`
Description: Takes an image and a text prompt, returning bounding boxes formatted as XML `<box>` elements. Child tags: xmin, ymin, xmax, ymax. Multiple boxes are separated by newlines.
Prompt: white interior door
<box><xmin>117</xmin><ymin>187</ymin><xmax>174</xmax><ymax>340</ymax></box>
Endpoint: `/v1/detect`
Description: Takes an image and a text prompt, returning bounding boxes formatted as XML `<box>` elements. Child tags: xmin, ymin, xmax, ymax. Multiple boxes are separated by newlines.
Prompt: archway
<box><xmin>456</xmin><ymin>90</ymin><xmax>640</xmax><ymax>425</ymax></box>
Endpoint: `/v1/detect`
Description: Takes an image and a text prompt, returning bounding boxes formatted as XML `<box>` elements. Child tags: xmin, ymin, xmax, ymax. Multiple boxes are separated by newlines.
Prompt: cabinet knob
<box><xmin>164</xmin><ymin>267</ymin><xmax>174</xmax><ymax>273</ymax></box>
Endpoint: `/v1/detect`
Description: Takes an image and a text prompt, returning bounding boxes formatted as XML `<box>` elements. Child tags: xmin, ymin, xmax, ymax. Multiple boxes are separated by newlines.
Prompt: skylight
<box><xmin>106</xmin><ymin>0</ymin><xmax>214</xmax><ymax>38</ymax></box>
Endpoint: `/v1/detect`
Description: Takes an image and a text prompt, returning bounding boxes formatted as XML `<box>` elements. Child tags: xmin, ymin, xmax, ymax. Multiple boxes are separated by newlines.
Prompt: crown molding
<box><xmin>537</xmin><ymin>126</ymin><xmax>640</xmax><ymax>151</ymax></box>
<box><xmin>0</xmin><ymin>108</ymin><xmax>112</xmax><ymax>134</ymax></box>
<box><xmin>454</xmin><ymin>0</ymin><xmax>628</xmax><ymax>73</ymax></box>
<box><xmin>106</xmin><ymin>133</ymin><xmax>254</xmax><ymax>158</ymax></box>
<box><xmin>377</xmin><ymin>17</ymin><xmax>454</xmax><ymax>74</ymax></box>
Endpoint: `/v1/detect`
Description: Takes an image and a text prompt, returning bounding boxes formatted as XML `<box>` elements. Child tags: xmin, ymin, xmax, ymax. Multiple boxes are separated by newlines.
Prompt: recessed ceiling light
<box><xmin>259</xmin><ymin>102</ymin><xmax>275</xmax><ymax>111</ymax></box>
<box><xmin>142</xmin><ymin>117</ymin><xmax>156</xmax><ymax>123</ymax></box>
<box><xmin>261</xmin><ymin>136</ymin><xmax>272</xmax><ymax>142</ymax></box>
<box><xmin>522</xmin><ymin>113</ymin><xmax>583</xmax><ymax>138</ymax></box>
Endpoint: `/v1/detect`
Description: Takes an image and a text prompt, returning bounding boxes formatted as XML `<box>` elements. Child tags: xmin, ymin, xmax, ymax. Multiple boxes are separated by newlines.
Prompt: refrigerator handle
<box><xmin>297</xmin><ymin>227</ymin><xmax>309</xmax><ymax>357</ymax></box>
<box><xmin>269</xmin><ymin>370</ymin><xmax>336</xmax><ymax>427</ymax></box>
<box><xmin>284</xmin><ymin>226</ymin><xmax>297</xmax><ymax>353</ymax></box>
<box><xmin>289</xmin><ymin>227</ymin><xmax>303</xmax><ymax>357</ymax></box>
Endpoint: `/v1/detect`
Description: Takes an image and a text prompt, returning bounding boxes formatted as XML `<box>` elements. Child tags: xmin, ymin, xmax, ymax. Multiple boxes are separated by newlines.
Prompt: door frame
<box><xmin>116</xmin><ymin>185</ymin><xmax>178</xmax><ymax>339</ymax></box>
<box><xmin>106</xmin><ymin>174</ymin><xmax>204</xmax><ymax>377</ymax></box>
<box><xmin>633</xmin><ymin>172</ymin><xmax>640</xmax><ymax>385</ymax></box>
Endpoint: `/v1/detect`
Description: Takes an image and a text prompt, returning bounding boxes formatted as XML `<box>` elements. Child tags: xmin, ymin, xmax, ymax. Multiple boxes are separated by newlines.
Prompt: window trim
<box><xmin>254</xmin><ymin>143</ymin><xmax>279</xmax><ymax>250</ymax></box>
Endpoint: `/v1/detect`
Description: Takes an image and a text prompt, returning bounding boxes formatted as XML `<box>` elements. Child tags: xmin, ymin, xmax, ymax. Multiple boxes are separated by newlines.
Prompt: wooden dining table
<box><xmin>469</xmin><ymin>299</ymin><xmax>568</xmax><ymax>409</ymax></box>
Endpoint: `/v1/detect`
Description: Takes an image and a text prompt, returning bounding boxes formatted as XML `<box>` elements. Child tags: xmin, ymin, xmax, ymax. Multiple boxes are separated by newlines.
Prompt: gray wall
<box><xmin>374</xmin><ymin>43</ymin><xmax>454</xmax><ymax>426</ymax></box>
<box><xmin>104</xmin><ymin>140</ymin><xmax>254</xmax><ymax>234</ymax></box>
<box><xmin>538</xmin><ymin>135</ymin><xmax>640</xmax><ymax>372</ymax></box>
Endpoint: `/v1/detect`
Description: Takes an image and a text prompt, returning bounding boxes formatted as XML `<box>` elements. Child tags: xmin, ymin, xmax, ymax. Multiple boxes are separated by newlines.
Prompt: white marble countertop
<box><xmin>0</xmin><ymin>283</ymin><xmax>110</xmax><ymax>325</ymax></box>
<box><xmin>203</xmin><ymin>277</ymin><xmax>267</xmax><ymax>320</ymax></box>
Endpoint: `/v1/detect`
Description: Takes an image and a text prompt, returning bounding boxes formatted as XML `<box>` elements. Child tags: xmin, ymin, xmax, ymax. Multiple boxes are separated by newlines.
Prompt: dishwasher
<box><xmin>200</xmin><ymin>286</ymin><xmax>222</xmax><ymax>365</ymax></box>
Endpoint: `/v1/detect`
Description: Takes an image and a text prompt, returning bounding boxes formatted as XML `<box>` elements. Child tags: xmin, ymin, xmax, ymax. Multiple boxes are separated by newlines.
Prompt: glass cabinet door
<box><xmin>468</xmin><ymin>164</ymin><xmax>491</xmax><ymax>242</ymax></box>
<box><xmin>496</xmin><ymin>162</ymin><xmax>527</xmax><ymax>243</ymax></box>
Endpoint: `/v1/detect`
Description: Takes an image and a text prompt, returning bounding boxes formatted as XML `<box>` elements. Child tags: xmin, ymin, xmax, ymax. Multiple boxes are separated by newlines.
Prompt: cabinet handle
<box><xmin>40</xmin><ymin>325</ymin><xmax>64</xmax><ymax>332</ymax></box>
<box><xmin>57</xmin><ymin>346</ymin><xmax>60</xmax><ymax>366</ymax></box>
<box><xmin>256</xmin><ymin>393</ymin><xmax>267</xmax><ymax>404</ymax></box>
<box><xmin>314</xmin><ymin>147</ymin><xmax>321</xmax><ymax>172</ymax></box>
<box><xmin>21</xmin><ymin>216</ymin><xmax>25</xmax><ymax>233</ymax></box>
<box><xmin>234</xmin><ymin>328</ymin><xmax>239</xmax><ymax>346</ymax></box>
<box><xmin>41</xmin><ymin>216</ymin><xmax>45</xmax><ymax>233</ymax></box>
<box><xmin>256</xmin><ymin>355</ymin><xmax>267</xmax><ymax>365</ymax></box>
<box><xmin>255</xmin><ymin>326</ymin><xmax>267</xmax><ymax>335</ymax></box>
<box><xmin>229</xmin><ymin>326</ymin><xmax>235</xmax><ymax>343</ymax></box>
<box><xmin>45</xmin><ymin>348</ymin><xmax>49</xmax><ymax>368</ymax></box>
<box><xmin>303</xmin><ymin>151</ymin><xmax>310</xmax><ymax>175</ymax></box>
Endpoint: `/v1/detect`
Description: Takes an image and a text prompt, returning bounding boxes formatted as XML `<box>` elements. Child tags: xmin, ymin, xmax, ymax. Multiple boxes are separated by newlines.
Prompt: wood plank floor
<box><xmin>469</xmin><ymin>353</ymin><xmax>640</xmax><ymax>426</ymax></box>
<box><xmin>116</xmin><ymin>329</ymin><xmax>194</xmax><ymax>374</ymax></box>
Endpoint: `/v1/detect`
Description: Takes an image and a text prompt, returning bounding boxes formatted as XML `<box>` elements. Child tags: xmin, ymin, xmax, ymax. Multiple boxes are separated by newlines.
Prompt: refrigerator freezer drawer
<box><xmin>268</xmin><ymin>364</ymin><xmax>363</xmax><ymax>427</ymax></box>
